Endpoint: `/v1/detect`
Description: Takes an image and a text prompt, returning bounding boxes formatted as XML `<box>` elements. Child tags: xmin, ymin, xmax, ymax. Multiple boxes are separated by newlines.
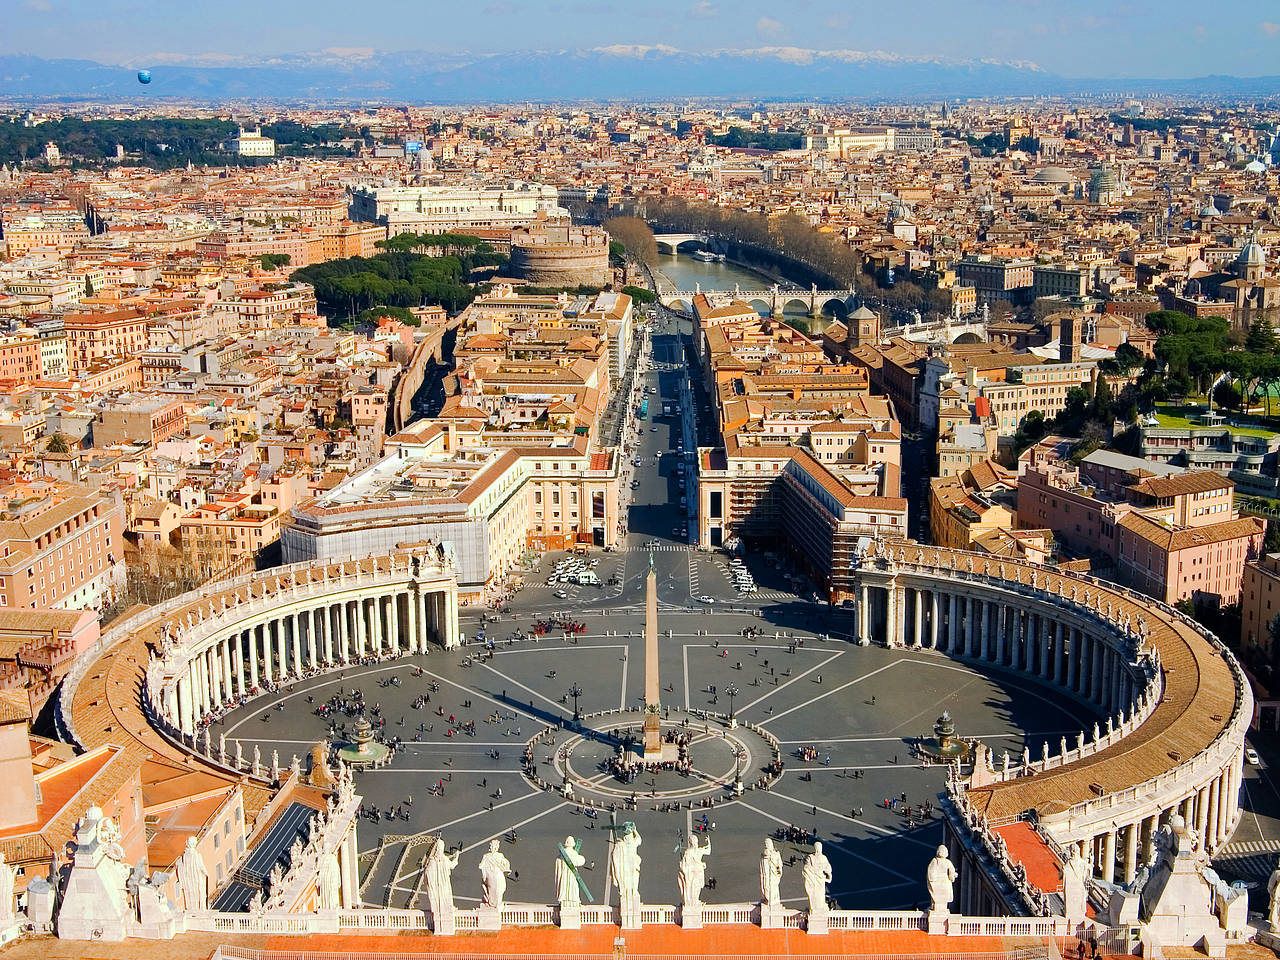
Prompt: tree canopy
<box><xmin>290</xmin><ymin>249</ymin><xmax>480</xmax><ymax>321</ymax></box>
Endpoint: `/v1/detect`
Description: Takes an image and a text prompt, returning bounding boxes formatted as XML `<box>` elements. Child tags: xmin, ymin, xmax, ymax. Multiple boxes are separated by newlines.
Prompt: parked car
<box><xmin>1246</xmin><ymin>746</ymin><xmax>1261</xmax><ymax>764</ymax></box>
<box><xmin>698</xmin><ymin>595</ymin><xmax>715</xmax><ymax>604</ymax></box>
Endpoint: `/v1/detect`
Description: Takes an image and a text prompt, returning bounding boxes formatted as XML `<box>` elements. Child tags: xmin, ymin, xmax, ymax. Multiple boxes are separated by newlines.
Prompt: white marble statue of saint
<box><xmin>802</xmin><ymin>842</ymin><xmax>833</xmax><ymax>915</ymax></box>
<box><xmin>1268</xmin><ymin>855</ymin><xmax>1280</xmax><ymax>930</ymax></box>
<box><xmin>424</xmin><ymin>838</ymin><xmax>460</xmax><ymax>923</ymax></box>
<box><xmin>479</xmin><ymin>839</ymin><xmax>511</xmax><ymax>912</ymax></box>
<box><xmin>678</xmin><ymin>836</ymin><xmax>710</xmax><ymax>908</ymax></box>
<box><xmin>318</xmin><ymin>847</ymin><xmax>341</xmax><ymax>911</ymax></box>
<box><xmin>556</xmin><ymin>836</ymin><xmax>586</xmax><ymax>906</ymax></box>
<box><xmin>174</xmin><ymin>836</ymin><xmax>209</xmax><ymax>912</ymax></box>
<box><xmin>760</xmin><ymin>837</ymin><xmax>783</xmax><ymax>907</ymax></box>
<box><xmin>927</xmin><ymin>845</ymin><xmax>957</xmax><ymax>914</ymax></box>
<box><xmin>610</xmin><ymin>822</ymin><xmax>642</xmax><ymax>917</ymax></box>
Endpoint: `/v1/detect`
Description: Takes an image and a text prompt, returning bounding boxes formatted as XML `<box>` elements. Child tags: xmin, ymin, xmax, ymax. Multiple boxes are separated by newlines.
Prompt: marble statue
<box><xmin>802</xmin><ymin>842</ymin><xmax>833</xmax><ymax>915</ymax></box>
<box><xmin>556</xmin><ymin>836</ymin><xmax>586</xmax><ymax>906</ymax></box>
<box><xmin>610</xmin><ymin>822</ymin><xmax>642</xmax><ymax>919</ymax></box>
<box><xmin>760</xmin><ymin>837</ymin><xmax>783</xmax><ymax>906</ymax></box>
<box><xmin>678</xmin><ymin>836</ymin><xmax>710</xmax><ymax>908</ymax></box>
<box><xmin>479</xmin><ymin>839</ymin><xmax>511</xmax><ymax>912</ymax></box>
<box><xmin>174</xmin><ymin>837</ymin><xmax>208</xmax><ymax>911</ymax></box>
<box><xmin>927</xmin><ymin>845</ymin><xmax>957</xmax><ymax>914</ymax></box>
<box><xmin>1062</xmin><ymin>846</ymin><xmax>1088</xmax><ymax>920</ymax></box>
<box><xmin>1268</xmin><ymin>855</ymin><xmax>1280</xmax><ymax>929</ymax></box>
<box><xmin>253</xmin><ymin>744</ymin><xmax>261</xmax><ymax>777</ymax></box>
<box><xmin>318</xmin><ymin>847</ymin><xmax>341</xmax><ymax>911</ymax></box>
<box><xmin>290</xmin><ymin>754</ymin><xmax>301</xmax><ymax>779</ymax></box>
<box><xmin>424</xmin><ymin>838</ymin><xmax>460</xmax><ymax>922</ymax></box>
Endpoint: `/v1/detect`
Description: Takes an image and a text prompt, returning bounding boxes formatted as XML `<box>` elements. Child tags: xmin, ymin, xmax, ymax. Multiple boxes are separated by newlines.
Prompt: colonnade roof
<box><xmin>888</xmin><ymin>543</ymin><xmax>1241</xmax><ymax>823</ymax></box>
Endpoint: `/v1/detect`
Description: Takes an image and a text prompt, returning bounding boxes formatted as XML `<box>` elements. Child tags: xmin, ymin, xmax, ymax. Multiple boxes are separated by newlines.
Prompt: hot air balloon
<box><xmin>137</xmin><ymin>70</ymin><xmax>152</xmax><ymax>85</ymax></box>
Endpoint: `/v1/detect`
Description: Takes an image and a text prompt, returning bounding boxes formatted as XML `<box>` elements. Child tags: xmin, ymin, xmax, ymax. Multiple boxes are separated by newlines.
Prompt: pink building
<box><xmin>1017</xmin><ymin>462</ymin><xmax>1263</xmax><ymax>606</ymax></box>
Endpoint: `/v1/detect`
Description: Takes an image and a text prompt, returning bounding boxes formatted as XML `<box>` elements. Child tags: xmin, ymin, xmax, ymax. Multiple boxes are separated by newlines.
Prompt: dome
<box><xmin>1236</xmin><ymin>235</ymin><xmax>1266</xmax><ymax>269</ymax></box>
<box><xmin>1089</xmin><ymin>167</ymin><xmax>1119</xmax><ymax>192</ymax></box>
<box><xmin>1199</xmin><ymin>202</ymin><xmax>1221</xmax><ymax>218</ymax></box>
<box><xmin>1031</xmin><ymin>165</ymin><xmax>1071</xmax><ymax>184</ymax></box>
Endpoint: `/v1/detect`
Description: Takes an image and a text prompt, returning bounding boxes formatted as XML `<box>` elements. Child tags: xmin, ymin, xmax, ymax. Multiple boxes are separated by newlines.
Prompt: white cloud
<box><xmin>691</xmin><ymin>0</ymin><xmax>718</xmax><ymax>18</ymax></box>
<box><xmin>755</xmin><ymin>16</ymin><xmax>786</xmax><ymax>41</ymax></box>
<box><xmin>1264</xmin><ymin>21</ymin><xmax>1280</xmax><ymax>35</ymax></box>
<box><xmin>23</xmin><ymin>0</ymin><xmax>52</xmax><ymax>11</ymax></box>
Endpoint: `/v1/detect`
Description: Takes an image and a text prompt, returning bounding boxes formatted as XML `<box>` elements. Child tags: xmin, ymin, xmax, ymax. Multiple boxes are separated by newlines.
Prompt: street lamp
<box><xmin>569</xmin><ymin>683</ymin><xmax>583</xmax><ymax>722</ymax></box>
<box><xmin>725</xmin><ymin>682</ymin><xmax>739</xmax><ymax>723</ymax></box>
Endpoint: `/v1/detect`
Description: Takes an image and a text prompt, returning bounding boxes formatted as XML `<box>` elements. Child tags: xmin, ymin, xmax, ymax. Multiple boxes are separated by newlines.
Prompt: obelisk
<box><xmin>642</xmin><ymin>553</ymin><xmax>662</xmax><ymax>759</ymax></box>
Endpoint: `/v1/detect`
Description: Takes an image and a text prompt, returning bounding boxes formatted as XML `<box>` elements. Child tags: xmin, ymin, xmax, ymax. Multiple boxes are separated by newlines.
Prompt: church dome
<box><xmin>1031</xmin><ymin>165</ymin><xmax>1071</xmax><ymax>184</ymax></box>
<box><xmin>1199</xmin><ymin>201</ymin><xmax>1221</xmax><ymax>218</ymax></box>
<box><xmin>1089</xmin><ymin>167</ymin><xmax>1119</xmax><ymax>193</ymax></box>
<box><xmin>1236</xmin><ymin>235</ymin><xmax>1266</xmax><ymax>269</ymax></box>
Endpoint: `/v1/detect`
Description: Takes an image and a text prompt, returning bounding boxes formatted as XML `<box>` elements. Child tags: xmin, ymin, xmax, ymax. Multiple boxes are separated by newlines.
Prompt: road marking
<box><xmin>734</xmin><ymin>649</ymin><xmax>845</xmax><ymax>717</ymax></box>
<box><xmin>768</xmin><ymin>785</ymin><xmax>938</xmax><ymax>850</ymax></box>
<box><xmin>731</xmin><ymin>798</ymin><xmax>916</xmax><ymax>882</ymax></box>
<box><xmin>357</xmin><ymin>788</ymin><xmax>544</xmax><ymax>856</ymax></box>
<box><xmin>476</xmin><ymin>661</ymin><xmax>569</xmax><ymax>716</ymax></box>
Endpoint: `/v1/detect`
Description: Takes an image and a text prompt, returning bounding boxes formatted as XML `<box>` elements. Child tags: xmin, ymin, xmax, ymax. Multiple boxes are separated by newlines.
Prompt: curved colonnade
<box><xmin>856</xmin><ymin>541</ymin><xmax>1250</xmax><ymax>902</ymax></box>
<box><xmin>58</xmin><ymin>551</ymin><xmax>459</xmax><ymax>801</ymax></box>
<box><xmin>57</xmin><ymin>540</ymin><xmax>1250</xmax><ymax>924</ymax></box>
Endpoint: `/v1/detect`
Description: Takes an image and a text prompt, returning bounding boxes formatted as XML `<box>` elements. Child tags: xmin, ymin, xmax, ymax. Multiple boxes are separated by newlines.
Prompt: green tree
<box><xmin>46</xmin><ymin>432</ymin><xmax>69</xmax><ymax>453</ymax></box>
<box><xmin>621</xmin><ymin>285</ymin><xmax>656</xmax><ymax>305</ymax></box>
<box><xmin>1246</xmin><ymin>317</ymin><xmax>1279</xmax><ymax>354</ymax></box>
<box><xmin>260</xmin><ymin>253</ymin><xmax>292</xmax><ymax>270</ymax></box>
<box><xmin>83</xmin><ymin>276</ymin><xmax>93</xmax><ymax>298</ymax></box>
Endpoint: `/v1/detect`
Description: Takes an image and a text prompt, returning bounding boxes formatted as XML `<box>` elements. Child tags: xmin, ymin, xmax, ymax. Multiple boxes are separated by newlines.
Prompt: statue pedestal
<box><xmin>760</xmin><ymin>902</ymin><xmax>787</xmax><ymax>929</ymax></box>
<box><xmin>477</xmin><ymin>904</ymin><xmax>502</xmax><ymax>931</ymax></box>
<box><xmin>727</xmin><ymin>717</ymin><xmax>738</xmax><ymax>729</ymax></box>
<box><xmin>432</xmin><ymin>906</ymin><xmax>456</xmax><ymax>936</ymax></box>
<box><xmin>642</xmin><ymin>712</ymin><xmax>662</xmax><ymax>761</ymax></box>
<box><xmin>681</xmin><ymin>902</ymin><xmax>703</xmax><ymax>929</ymax></box>
<box><xmin>807</xmin><ymin>908</ymin><xmax>829</xmax><ymax>935</ymax></box>
<box><xmin>927</xmin><ymin>909</ymin><xmax>949</xmax><ymax>935</ymax></box>
<box><xmin>558</xmin><ymin>902</ymin><xmax>581</xmax><ymax>930</ymax></box>
<box><xmin>620</xmin><ymin>903</ymin><xmax>643</xmax><ymax>930</ymax></box>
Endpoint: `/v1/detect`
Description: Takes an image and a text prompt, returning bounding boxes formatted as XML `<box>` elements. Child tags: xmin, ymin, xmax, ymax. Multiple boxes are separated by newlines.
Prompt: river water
<box><xmin>654</xmin><ymin>251</ymin><xmax>834</xmax><ymax>335</ymax></box>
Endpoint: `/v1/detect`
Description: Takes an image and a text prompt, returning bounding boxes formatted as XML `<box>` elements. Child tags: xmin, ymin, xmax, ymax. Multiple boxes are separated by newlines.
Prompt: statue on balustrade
<box><xmin>927</xmin><ymin>845</ymin><xmax>956</xmax><ymax>915</ymax></box>
<box><xmin>678</xmin><ymin>836</ymin><xmax>710</xmax><ymax>908</ymax></box>
<box><xmin>479</xmin><ymin>839</ymin><xmax>511</xmax><ymax>912</ymax></box>
<box><xmin>610</xmin><ymin>822</ymin><xmax>642</xmax><ymax>919</ymax></box>
<box><xmin>1267</xmin><ymin>855</ymin><xmax>1280</xmax><ymax>930</ymax></box>
<box><xmin>556</xmin><ymin>836</ymin><xmax>587</xmax><ymax>906</ymax></box>
<box><xmin>174</xmin><ymin>837</ymin><xmax>208</xmax><ymax>912</ymax></box>
<box><xmin>318</xmin><ymin>846</ymin><xmax>341</xmax><ymax>911</ymax></box>
<box><xmin>759</xmin><ymin>837</ymin><xmax>783</xmax><ymax>907</ymax></box>
<box><xmin>424</xmin><ymin>837</ymin><xmax>460</xmax><ymax>923</ymax></box>
<box><xmin>802</xmin><ymin>841</ymin><xmax>832</xmax><ymax>915</ymax></box>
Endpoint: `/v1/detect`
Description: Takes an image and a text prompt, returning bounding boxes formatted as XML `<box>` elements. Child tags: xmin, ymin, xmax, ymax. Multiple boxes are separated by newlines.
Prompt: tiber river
<box><xmin>654</xmin><ymin>251</ymin><xmax>841</xmax><ymax>335</ymax></box>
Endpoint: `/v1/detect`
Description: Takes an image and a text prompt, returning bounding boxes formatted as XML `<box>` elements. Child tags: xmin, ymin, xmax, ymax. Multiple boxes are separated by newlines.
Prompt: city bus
<box><xmin>638</xmin><ymin>399</ymin><xmax>648</xmax><ymax>420</ymax></box>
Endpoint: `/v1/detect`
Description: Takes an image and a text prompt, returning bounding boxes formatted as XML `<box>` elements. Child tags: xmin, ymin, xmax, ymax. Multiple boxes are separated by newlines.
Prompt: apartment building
<box><xmin>0</xmin><ymin>483</ymin><xmax>126</xmax><ymax>611</ymax></box>
<box><xmin>62</xmin><ymin>309</ymin><xmax>149</xmax><ymax>369</ymax></box>
<box><xmin>956</xmin><ymin>256</ymin><xmax>1036</xmax><ymax>306</ymax></box>
<box><xmin>1017</xmin><ymin>461</ymin><xmax>1262</xmax><ymax>606</ymax></box>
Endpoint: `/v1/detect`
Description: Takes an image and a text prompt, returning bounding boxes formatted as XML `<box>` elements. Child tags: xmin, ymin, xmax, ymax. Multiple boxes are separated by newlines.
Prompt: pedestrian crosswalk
<box><xmin>621</xmin><ymin>543</ymin><xmax>690</xmax><ymax>552</ymax></box>
<box><xmin>1213</xmin><ymin>839</ymin><xmax>1280</xmax><ymax>880</ymax></box>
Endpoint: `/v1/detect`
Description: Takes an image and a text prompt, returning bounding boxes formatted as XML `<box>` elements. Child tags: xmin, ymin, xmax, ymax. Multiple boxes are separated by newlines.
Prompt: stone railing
<box><xmin>185</xmin><ymin>903</ymin><xmax>1073</xmax><ymax>937</ymax></box>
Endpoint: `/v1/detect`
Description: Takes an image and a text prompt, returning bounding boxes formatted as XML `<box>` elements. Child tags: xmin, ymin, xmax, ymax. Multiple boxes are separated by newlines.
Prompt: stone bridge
<box><xmin>652</xmin><ymin>233</ymin><xmax>711</xmax><ymax>254</ymax></box>
<box><xmin>660</xmin><ymin>283</ymin><xmax>860</xmax><ymax>318</ymax></box>
<box><xmin>882</xmin><ymin>317</ymin><xmax>989</xmax><ymax>344</ymax></box>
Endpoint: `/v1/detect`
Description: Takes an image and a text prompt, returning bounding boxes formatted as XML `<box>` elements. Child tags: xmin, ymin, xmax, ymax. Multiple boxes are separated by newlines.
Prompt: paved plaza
<box><xmin>211</xmin><ymin>326</ymin><xmax>1103</xmax><ymax>912</ymax></box>
<box><xmin>215</xmin><ymin>620</ymin><xmax>1095</xmax><ymax>911</ymax></box>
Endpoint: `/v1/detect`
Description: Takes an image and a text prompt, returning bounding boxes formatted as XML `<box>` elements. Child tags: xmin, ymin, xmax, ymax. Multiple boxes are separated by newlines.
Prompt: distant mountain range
<box><xmin>2</xmin><ymin>48</ymin><xmax>1279</xmax><ymax>103</ymax></box>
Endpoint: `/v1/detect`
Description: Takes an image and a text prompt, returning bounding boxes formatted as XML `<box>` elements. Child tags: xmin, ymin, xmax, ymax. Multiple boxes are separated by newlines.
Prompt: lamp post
<box><xmin>569</xmin><ymin>682</ymin><xmax>583</xmax><ymax>722</ymax></box>
<box><xmin>725</xmin><ymin>682</ymin><xmax>739</xmax><ymax>726</ymax></box>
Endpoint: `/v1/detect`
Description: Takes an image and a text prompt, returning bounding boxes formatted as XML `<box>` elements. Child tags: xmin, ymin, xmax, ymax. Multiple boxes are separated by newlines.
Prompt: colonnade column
<box><xmin>338</xmin><ymin>602</ymin><xmax>350</xmax><ymax>663</ymax></box>
<box><xmin>232</xmin><ymin>635</ymin><xmax>244</xmax><ymax>698</ymax></box>
<box><xmin>1122</xmin><ymin>823</ymin><xmax>1139</xmax><ymax>884</ymax></box>
<box><xmin>385</xmin><ymin>595</ymin><xmax>398</xmax><ymax>655</ymax></box>
<box><xmin>447</xmin><ymin>586</ymin><xmax>459</xmax><ymax>648</ymax></box>
<box><xmin>913</xmin><ymin>589</ymin><xmax>923</xmax><ymax>647</ymax></box>
<box><xmin>308</xmin><ymin>610</ymin><xmax>319</xmax><ymax>667</ymax></box>
<box><xmin>291</xmin><ymin>613</ymin><xmax>303</xmax><ymax>675</ymax></box>
<box><xmin>339</xmin><ymin>826</ymin><xmax>359</xmax><ymax>908</ymax></box>
<box><xmin>929</xmin><ymin>591</ymin><xmax>940</xmax><ymax>649</ymax></box>
<box><xmin>948</xmin><ymin>593</ymin><xmax>958</xmax><ymax>651</ymax></box>
<box><xmin>177</xmin><ymin>672</ymin><xmax>193</xmax><ymax>734</ymax></box>
<box><xmin>248</xmin><ymin>628</ymin><xmax>259</xmax><ymax>689</ymax></box>
<box><xmin>1101</xmin><ymin>830</ymin><xmax>1116</xmax><ymax>884</ymax></box>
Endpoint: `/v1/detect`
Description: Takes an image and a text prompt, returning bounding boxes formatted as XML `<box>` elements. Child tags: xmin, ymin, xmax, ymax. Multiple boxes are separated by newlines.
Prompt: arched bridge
<box><xmin>653</xmin><ymin>233</ymin><xmax>711</xmax><ymax>254</ymax></box>
<box><xmin>660</xmin><ymin>283</ymin><xmax>861</xmax><ymax>318</ymax></box>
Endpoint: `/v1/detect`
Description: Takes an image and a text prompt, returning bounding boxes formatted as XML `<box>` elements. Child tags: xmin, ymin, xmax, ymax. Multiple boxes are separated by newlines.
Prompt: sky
<box><xmin>4</xmin><ymin>0</ymin><xmax>1280</xmax><ymax>79</ymax></box>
